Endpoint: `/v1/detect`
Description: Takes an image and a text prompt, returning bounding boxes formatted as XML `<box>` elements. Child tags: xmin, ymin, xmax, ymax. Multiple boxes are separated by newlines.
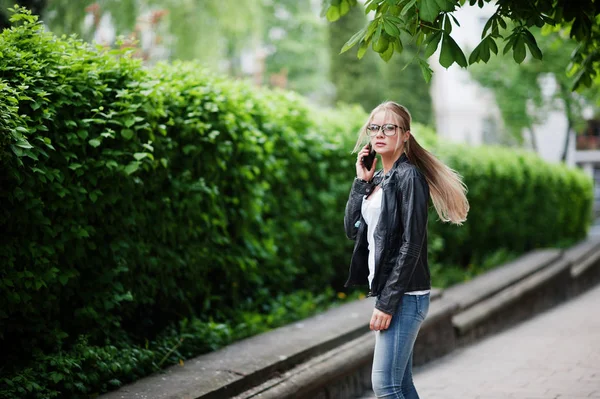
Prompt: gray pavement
<box><xmin>359</xmin><ymin>284</ymin><xmax>600</xmax><ymax>399</ymax></box>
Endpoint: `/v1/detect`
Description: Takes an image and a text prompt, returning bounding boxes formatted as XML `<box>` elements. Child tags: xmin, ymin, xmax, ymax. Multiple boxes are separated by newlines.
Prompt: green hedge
<box><xmin>0</xmin><ymin>8</ymin><xmax>358</xmax><ymax>356</ymax></box>
<box><xmin>428</xmin><ymin>143</ymin><xmax>593</xmax><ymax>266</ymax></box>
<box><xmin>0</xmin><ymin>8</ymin><xmax>593</xmax><ymax>398</ymax></box>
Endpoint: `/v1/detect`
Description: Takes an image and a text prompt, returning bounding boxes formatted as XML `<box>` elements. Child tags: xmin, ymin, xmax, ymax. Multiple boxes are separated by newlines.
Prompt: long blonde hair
<box><xmin>354</xmin><ymin>101</ymin><xmax>469</xmax><ymax>225</ymax></box>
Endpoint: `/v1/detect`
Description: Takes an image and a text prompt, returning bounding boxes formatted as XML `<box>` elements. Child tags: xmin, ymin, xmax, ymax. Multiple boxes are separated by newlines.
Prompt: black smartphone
<box><xmin>362</xmin><ymin>144</ymin><xmax>376</xmax><ymax>171</ymax></box>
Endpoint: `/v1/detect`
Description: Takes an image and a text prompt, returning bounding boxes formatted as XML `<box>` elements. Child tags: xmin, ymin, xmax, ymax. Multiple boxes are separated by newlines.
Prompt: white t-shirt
<box><xmin>361</xmin><ymin>188</ymin><xmax>382</xmax><ymax>289</ymax></box>
<box><xmin>361</xmin><ymin>187</ymin><xmax>430</xmax><ymax>295</ymax></box>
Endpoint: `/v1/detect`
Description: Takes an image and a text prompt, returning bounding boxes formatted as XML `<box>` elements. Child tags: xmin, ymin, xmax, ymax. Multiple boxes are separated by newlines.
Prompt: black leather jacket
<box><xmin>343</xmin><ymin>153</ymin><xmax>430</xmax><ymax>315</ymax></box>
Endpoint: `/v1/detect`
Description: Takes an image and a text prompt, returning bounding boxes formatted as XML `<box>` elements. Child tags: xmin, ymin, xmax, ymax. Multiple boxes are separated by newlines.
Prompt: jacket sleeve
<box><xmin>344</xmin><ymin>178</ymin><xmax>375</xmax><ymax>240</ymax></box>
<box><xmin>375</xmin><ymin>175</ymin><xmax>429</xmax><ymax>315</ymax></box>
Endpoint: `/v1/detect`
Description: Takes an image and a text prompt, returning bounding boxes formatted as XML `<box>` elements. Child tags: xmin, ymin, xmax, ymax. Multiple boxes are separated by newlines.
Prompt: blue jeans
<box><xmin>371</xmin><ymin>293</ymin><xmax>430</xmax><ymax>398</ymax></box>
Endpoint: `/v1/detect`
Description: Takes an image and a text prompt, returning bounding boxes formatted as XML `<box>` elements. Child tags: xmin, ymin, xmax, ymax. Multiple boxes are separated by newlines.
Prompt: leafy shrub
<box><xmin>429</xmin><ymin>144</ymin><xmax>593</xmax><ymax>265</ymax></box>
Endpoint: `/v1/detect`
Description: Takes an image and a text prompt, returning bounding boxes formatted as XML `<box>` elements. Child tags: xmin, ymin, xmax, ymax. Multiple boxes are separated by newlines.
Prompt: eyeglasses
<box><xmin>366</xmin><ymin>124</ymin><xmax>402</xmax><ymax>137</ymax></box>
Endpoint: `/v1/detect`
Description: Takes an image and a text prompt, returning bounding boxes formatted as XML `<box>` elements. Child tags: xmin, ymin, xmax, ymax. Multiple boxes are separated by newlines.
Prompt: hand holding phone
<box><xmin>362</xmin><ymin>144</ymin><xmax>376</xmax><ymax>171</ymax></box>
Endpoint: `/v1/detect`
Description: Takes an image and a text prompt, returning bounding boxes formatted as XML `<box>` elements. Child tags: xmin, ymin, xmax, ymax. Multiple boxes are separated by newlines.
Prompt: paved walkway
<box><xmin>360</xmin><ymin>284</ymin><xmax>600</xmax><ymax>399</ymax></box>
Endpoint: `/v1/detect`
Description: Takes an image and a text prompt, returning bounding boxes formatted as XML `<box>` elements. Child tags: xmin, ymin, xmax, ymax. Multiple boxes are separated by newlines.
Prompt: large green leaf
<box><xmin>419</xmin><ymin>0</ymin><xmax>449</xmax><ymax>22</ymax></box>
<box><xmin>513</xmin><ymin>35</ymin><xmax>526</xmax><ymax>63</ymax></box>
<box><xmin>341</xmin><ymin>27</ymin><xmax>368</xmax><ymax>54</ymax></box>
<box><xmin>425</xmin><ymin>31</ymin><xmax>443</xmax><ymax>58</ymax></box>
<box><xmin>522</xmin><ymin>30</ymin><xmax>543</xmax><ymax>60</ymax></box>
<box><xmin>326</xmin><ymin>5</ymin><xmax>341</xmax><ymax>21</ymax></box>
<box><xmin>439</xmin><ymin>33</ymin><xmax>466</xmax><ymax>68</ymax></box>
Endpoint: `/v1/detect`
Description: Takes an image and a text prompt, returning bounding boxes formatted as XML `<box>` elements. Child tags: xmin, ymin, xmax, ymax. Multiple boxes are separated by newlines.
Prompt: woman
<box><xmin>344</xmin><ymin>102</ymin><xmax>469</xmax><ymax>398</ymax></box>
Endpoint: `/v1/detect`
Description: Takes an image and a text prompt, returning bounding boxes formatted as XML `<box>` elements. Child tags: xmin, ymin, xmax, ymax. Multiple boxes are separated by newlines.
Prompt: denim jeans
<box><xmin>371</xmin><ymin>293</ymin><xmax>430</xmax><ymax>399</ymax></box>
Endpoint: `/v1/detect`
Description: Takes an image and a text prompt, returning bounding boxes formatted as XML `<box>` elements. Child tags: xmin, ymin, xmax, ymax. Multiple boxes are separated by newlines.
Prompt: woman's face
<box><xmin>369</xmin><ymin>110</ymin><xmax>409</xmax><ymax>156</ymax></box>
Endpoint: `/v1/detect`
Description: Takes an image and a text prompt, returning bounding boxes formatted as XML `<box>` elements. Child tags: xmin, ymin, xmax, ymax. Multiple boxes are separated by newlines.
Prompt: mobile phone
<box><xmin>362</xmin><ymin>144</ymin><xmax>376</xmax><ymax>171</ymax></box>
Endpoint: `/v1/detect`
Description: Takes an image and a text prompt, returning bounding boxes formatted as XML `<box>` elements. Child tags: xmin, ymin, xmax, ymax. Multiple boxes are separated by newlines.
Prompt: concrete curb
<box><xmin>452</xmin><ymin>257</ymin><xmax>571</xmax><ymax>342</ymax></box>
<box><xmin>442</xmin><ymin>249</ymin><xmax>562</xmax><ymax>312</ymax></box>
<box><xmin>232</xmin><ymin>297</ymin><xmax>458</xmax><ymax>399</ymax></box>
<box><xmin>100</xmin><ymin>238</ymin><xmax>600</xmax><ymax>399</ymax></box>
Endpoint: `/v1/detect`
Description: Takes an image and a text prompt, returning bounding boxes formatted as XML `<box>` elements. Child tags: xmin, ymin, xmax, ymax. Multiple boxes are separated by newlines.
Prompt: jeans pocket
<box><xmin>416</xmin><ymin>294</ymin><xmax>430</xmax><ymax>320</ymax></box>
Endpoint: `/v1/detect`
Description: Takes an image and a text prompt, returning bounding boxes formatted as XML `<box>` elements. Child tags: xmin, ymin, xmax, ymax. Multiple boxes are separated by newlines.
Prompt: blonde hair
<box><xmin>354</xmin><ymin>101</ymin><xmax>469</xmax><ymax>225</ymax></box>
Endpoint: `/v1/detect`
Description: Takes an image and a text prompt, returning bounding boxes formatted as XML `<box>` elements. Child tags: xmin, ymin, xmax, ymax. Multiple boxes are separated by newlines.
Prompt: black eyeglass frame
<box><xmin>366</xmin><ymin>123</ymin><xmax>404</xmax><ymax>137</ymax></box>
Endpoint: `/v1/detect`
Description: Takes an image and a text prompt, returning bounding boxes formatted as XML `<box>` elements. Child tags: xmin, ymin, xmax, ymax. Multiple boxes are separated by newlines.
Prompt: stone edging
<box><xmin>101</xmin><ymin>238</ymin><xmax>600</xmax><ymax>399</ymax></box>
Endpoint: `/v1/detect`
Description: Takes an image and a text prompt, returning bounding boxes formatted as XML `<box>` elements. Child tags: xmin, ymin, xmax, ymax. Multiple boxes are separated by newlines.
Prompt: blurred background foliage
<box><xmin>470</xmin><ymin>26</ymin><xmax>599</xmax><ymax>157</ymax></box>
<box><xmin>0</xmin><ymin>0</ymin><xmax>433</xmax><ymax>123</ymax></box>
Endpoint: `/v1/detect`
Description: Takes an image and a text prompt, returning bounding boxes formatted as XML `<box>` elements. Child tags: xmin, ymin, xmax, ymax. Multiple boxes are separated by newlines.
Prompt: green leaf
<box><xmin>468</xmin><ymin>37</ymin><xmax>492</xmax><ymax>64</ymax></box>
<box><xmin>341</xmin><ymin>27</ymin><xmax>367</xmax><ymax>54</ymax></box>
<box><xmin>488</xmin><ymin>37</ymin><xmax>498</xmax><ymax>54</ymax></box>
<box><xmin>439</xmin><ymin>33</ymin><xmax>455</xmax><ymax>68</ymax></box>
<box><xmin>450</xmin><ymin>13</ymin><xmax>460</xmax><ymax>27</ymax></box>
<box><xmin>340</xmin><ymin>0</ymin><xmax>350</xmax><ymax>15</ymax></box>
<box><xmin>379</xmin><ymin>42</ymin><xmax>395</xmax><ymax>61</ymax></box>
<box><xmin>10</xmin><ymin>145</ymin><xmax>24</xmax><ymax>157</ymax></box>
<box><xmin>382</xmin><ymin>19</ymin><xmax>401</xmax><ymax>37</ymax></box>
<box><xmin>365</xmin><ymin>20</ymin><xmax>378</xmax><ymax>40</ymax></box>
<box><xmin>125</xmin><ymin>161</ymin><xmax>140</xmax><ymax>175</ymax></box>
<box><xmin>424</xmin><ymin>31</ymin><xmax>443</xmax><ymax>58</ymax></box>
<box><xmin>503</xmin><ymin>33</ymin><xmax>517</xmax><ymax>55</ymax></box>
<box><xmin>417</xmin><ymin>58</ymin><xmax>433</xmax><ymax>82</ymax></box>
<box><xmin>50</xmin><ymin>373</ymin><xmax>64</xmax><ymax>384</ymax></box>
<box><xmin>326</xmin><ymin>5</ymin><xmax>341</xmax><ymax>21</ymax></box>
<box><xmin>77</xmin><ymin>130</ymin><xmax>88</xmax><ymax>139</ymax></box>
<box><xmin>447</xmin><ymin>33</ymin><xmax>466</xmax><ymax>67</ymax></box>
<box><xmin>357</xmin><ymin>40</ymin><xmax>369</xmax><ymax>59</ymax></box>
<box><xmin>386</xmin><ymin>15</ymin><xmax>403</xmax><ymax>24</ymax></box>
<box><xmin>400</xmin><ymin>0</ymin><xmax>418</xmax><ymax>16</ymax></box>
<box><xmin>24</xmin><ymin>149</ymin><xmax>39</xmax><ymax>161</ymax></box>
<box><xmin>365</xmin><ymin>0</ymin><xmax>379</xmax><ymax>13</ymax></box>
<box><xmin>88</xmin><ymin>138</ymin><xmax>101</xmax><ymax>148</ymax></box>
<box><xmin>393</xmin><ymin>36</ymin><xmax>404</xmax><ymax>53</ymax></box>
<box><xmin>468</xmin><ymin>44</ymin><xmax>481</xmax><ymax>64</ymax></box>
<box><xmin>121</xmin><ymin>129</ymin><xmax>134</xmax><ymax>140</ymax></box>
<box><xmin>443</xmin><ymin>14</ymin><xmax>452</xmax><ymax>33</ymax></box>
<box><xmin>513</xmin><ymin>35</ymin><xmax>526</xmax><ymax>63</ymax></box>
<box><xmin>142</xmin><ymin>142</ymin><xmax>154</xmax><ymax>152</ymax></box>
<box><xmin>123</xmin><ymin>116</ymin><xmax>136</xmax><ymax>128</ymax></box>
<box><xmin>320</xmin><ymin>0</ymin><xmax>332</xmax><ymax>17</ymax></box>
<box><xmin>497</xmin><ymin>16</ymin><xmax>507</xmax><ymax>29</ymax></box>
<box><xmin>522</xmin><ymin>30</ymin><xmax>542</xmax><ymax>60</ymax></box>
<box><xmin>419</xmin><ymin>0</ymin><xmax>446</xmax><ymax>23</ymax></box>
<box><xmin>59</xmin><ymin>275</ymin><xmax>69</xmax><ymax>286</ymax></box>
<box><xmin>14</xmin><ymin>139</ymin><xmax>33</xmax><ymax>149</ymax></box>
<box><xmin>133</xmin><ymin>152</ymin><xmax>150</xmax><ymax>161</ymax></box>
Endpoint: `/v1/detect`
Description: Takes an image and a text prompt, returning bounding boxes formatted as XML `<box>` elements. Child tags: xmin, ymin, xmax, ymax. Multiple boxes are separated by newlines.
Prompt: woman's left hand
<box><xmin>370</xmin><ymin>308</ymin><xmax>392</xmax><ymax>331</ymax></box>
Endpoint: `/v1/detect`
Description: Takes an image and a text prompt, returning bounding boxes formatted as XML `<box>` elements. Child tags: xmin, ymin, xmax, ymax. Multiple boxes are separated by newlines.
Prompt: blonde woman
<box><xmin>344</xmin><ymin>102</ymin><xmax>469</xmax><ymax>398</ymax></box>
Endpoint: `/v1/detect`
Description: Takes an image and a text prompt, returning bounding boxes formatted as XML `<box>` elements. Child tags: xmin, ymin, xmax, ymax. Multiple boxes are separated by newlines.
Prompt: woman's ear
<box><xmin>404</xmin><ymin>131</ymin><xmax>411</xmax><ymax>143</ymax></box>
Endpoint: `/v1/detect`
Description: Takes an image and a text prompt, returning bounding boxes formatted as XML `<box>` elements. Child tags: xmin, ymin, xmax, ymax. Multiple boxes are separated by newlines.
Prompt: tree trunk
<box><xmin>528</xmin><ymin>127</ymin><xmax>538</xmax><ymax>152</ymax></box>
<box><xmin>561</xmin><ymin>120</ymin><xmax>572</xmax><ymax>162</ymax></box>
<box><xmin>559</xmin><ymin>83</ymin><xmax>575</xmax><ymax>163</ymax></box>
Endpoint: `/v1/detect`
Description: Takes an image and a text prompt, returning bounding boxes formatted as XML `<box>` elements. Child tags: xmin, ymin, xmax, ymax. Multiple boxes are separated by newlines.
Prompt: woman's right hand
<box><xmin>356</xmin><ymin>144</ymin><xmax>377</xmax><ymax>182</ymax></box>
